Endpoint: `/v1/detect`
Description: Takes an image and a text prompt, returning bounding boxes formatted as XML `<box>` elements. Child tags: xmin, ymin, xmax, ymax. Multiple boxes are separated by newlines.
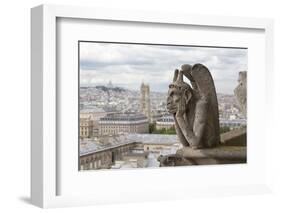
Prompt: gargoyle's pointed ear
<box><xmin>185</xmin><ymin>89</ymin><xmax>192</xmax><ymax>105</ymax></box>
<box><xmin>173</xmin><ymin>69</ymin><xmax>179</xmax><ymax>82</ymax></box>
<box><xmin>177</xmin><ymin>71</ymin><xmax>184</xmax><ymax>82</ymax></box>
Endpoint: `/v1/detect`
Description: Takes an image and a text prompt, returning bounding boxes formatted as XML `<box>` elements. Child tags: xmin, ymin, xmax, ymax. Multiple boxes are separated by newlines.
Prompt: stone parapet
<box><xmin>158</xmin><ymin>145</ymin><xmax>246</xmax><ymax>166</ymax></box>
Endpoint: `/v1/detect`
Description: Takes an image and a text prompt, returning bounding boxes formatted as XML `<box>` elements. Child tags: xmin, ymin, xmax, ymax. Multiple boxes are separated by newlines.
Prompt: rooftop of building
<box><xmin>80</xmin><ymin>133</ymin><xmax>179</xmax><ymax>156</ymax></box>
<box><xmin>219</xmin><ymin>118</ymin><xmax>247</xmax><ymax>124</ymax></box>
<box><xmin>80</xmin><ymin>134</ymin><xmax>137</xmax><ymax>156</ymax></box>
<box><xmin>126</xmin><ymin>133</ymin><xmax>178</xmax><ymax>145</ymax></box>
<box><xmin>100</xmin><ymin>113</ymin><xmax>148</xmax><ymax>121</ymax></box>
<box><xmin>80</xmin><ymin>107</ymin><xmax>106</xmax><ymax>114</ymax></box>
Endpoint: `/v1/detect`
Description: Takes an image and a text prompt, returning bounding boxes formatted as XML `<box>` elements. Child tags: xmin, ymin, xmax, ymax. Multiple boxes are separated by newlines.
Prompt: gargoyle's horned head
<box><xmin>166</xmin><ymin>69</ymin><xmax>192</xmax><ymax>114</ymax></box>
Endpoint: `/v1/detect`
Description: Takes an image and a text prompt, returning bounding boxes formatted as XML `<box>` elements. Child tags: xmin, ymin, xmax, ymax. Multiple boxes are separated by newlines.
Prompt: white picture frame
<box><xmin>31</xmin><ymin>4</ymin><xmax>274</xmax><ymax>208</ymax></box>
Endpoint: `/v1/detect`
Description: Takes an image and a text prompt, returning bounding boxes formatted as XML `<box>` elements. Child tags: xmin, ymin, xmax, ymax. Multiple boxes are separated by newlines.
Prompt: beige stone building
<box><xmin>155</xmin><ymin>115</ymin><xmax>175</xmax><ymax>130</ymax></box>
<box><xmin>80</xmin><ymin>116</ymin><xmax>94</xmax><ymax>138</ymax></box>
<box><xmin>80</xmin><ymin>108</ymin><xmax>108</xmax><ymax>137</ymax></box>
<box><xmin>80</xmin><ymin>140</ymin><xmax>138</xmax><ymax>170</ymax></box>
<box><xmin>99</xmin><ymin>113</ymin><xmax>149</xmax><ymax>135</ymax></box>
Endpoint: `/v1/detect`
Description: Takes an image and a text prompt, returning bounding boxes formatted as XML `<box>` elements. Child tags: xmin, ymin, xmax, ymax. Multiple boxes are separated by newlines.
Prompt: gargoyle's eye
<box><xmin>169</xmin><ymin>85</ymin><xmax>174</xmax><ymax>89</ymax></box>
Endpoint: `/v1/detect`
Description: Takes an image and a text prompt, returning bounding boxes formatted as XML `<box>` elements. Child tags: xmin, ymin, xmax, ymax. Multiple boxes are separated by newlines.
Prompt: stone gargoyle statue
<box><xmin>234</xmin><ymin>71</ymin><xmax>247</xmax><ymax>117</ymax></box>
<box><xmin>166</xmin><ymin>64</ymin><xmax>220</xmax><ymax>149</ymax></box>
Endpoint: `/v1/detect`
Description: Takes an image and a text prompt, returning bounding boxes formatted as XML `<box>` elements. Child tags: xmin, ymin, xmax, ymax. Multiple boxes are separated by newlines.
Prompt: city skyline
<box><xmin>79</xmin><ymin>42</ymin><xmax>247</xmax><ymax>94</ymax></box>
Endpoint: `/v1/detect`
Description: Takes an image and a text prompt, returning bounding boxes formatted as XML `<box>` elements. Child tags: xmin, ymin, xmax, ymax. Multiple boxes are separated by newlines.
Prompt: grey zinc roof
<box><xmin>80</xmin><ymin>135</ymin><xmax>136</xmax><ymax>156</ymax></box>
<box><xmin>126</xmin><ymin>133</ymin><xmax>179</xmax><ymax>145</ymax></box>
<box><xmin>80</xmin><ymin>107</ymin><xmax>105</xmax><ymax>113</ymax></box>
<box><xmin>80</xmin><ymin>133</ymin><xmax>179</xmax><ymax>156</ymax></box>
<box><xmin>100</xmin><ymin>113</ymin><xmax>148</xmax><ymax>121</ymax></box>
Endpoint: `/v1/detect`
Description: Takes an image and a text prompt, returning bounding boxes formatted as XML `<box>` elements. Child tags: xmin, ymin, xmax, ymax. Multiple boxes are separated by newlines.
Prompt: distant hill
<box><xmin>80</xmin><ymin>85</ymin><xmax>168</xmax><ymax>96</ymax></box>
<box><xmin>95</xmin><ymin>85</ymin><xmax>126</xmax><ymax>93</ymax></box>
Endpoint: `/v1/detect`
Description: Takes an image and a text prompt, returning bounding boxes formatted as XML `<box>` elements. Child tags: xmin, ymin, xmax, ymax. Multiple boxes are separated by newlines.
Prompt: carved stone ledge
<box><xmin>220</xmin><ymin>128</ymin><xmax>246</xmax><ymax>146</ymax></box>
<box><xmin>158</xmin><ymin>145</ymin><xmax>246</xmax><ymax>167</ymax></box>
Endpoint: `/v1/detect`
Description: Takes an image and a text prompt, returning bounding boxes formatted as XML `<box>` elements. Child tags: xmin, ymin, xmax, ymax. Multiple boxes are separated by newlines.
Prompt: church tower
<box><xmin>140</xmin><ymin>82</ymin><xmax>151</xmax><ymax>123</ymax></box>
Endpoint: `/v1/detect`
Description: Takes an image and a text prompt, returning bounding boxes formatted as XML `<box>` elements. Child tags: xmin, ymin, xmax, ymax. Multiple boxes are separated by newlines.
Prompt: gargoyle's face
<box><xmin>166</xmin><ymin>84</ymin><xmax>184</xmax><ymax>114</ymax></box>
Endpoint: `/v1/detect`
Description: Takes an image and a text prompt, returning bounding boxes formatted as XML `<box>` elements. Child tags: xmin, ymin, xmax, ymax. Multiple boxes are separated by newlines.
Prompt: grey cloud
<box><xmin>79</xmin><ymin>42</ymin><xmax>247</xmax><ymax>94</ymax></box>
<box><xmin>81</xmin><ymin>57</ymin><xmax>155</xmax><ymax>70</ymax></box>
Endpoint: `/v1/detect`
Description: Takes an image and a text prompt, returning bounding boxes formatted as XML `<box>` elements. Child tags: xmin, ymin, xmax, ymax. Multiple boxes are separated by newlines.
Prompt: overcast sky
<box><xmin>79</xmin><ymin>42</ymin><xmax>247</xmax><ymax>94</ymax></box>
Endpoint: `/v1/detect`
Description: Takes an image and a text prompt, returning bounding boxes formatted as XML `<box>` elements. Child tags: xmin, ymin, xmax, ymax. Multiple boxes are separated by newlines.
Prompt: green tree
<box><xmin>220</xmin><ymin>126</ymin><xmax>231</xmax><ymax>134</ymax></box>
<box><xmin>149</xmin><ymin>123</ymin><xmax>155</xmax><ymax>133</ymax></box>
<box><xmin>151</xmin><ymin>126</ymin><xmax>176</xmax><ymax>135</ymax></box>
